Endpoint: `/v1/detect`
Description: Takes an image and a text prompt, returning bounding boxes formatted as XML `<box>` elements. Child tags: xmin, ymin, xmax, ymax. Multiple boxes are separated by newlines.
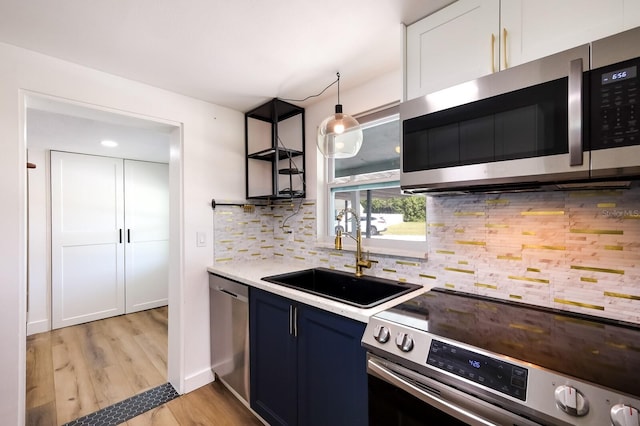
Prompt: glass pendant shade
<box><xmin>317</xmin><ymin>104</ymin><xmax>364</xmax><ymax>158</ymax></box>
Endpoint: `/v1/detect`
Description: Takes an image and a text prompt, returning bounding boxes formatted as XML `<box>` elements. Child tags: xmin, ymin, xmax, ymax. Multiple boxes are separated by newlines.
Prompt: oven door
<box><xmin>367</xmin><ymin>354</ymin><xmax>543</xmax><ymax>426</ymax></box>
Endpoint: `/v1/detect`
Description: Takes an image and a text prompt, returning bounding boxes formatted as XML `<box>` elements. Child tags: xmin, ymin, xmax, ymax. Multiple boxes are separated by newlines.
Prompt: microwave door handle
<box><xmin>568</xmin><ymin>57</ymin><xmax>583</xmax><ymax>166</ymax></box>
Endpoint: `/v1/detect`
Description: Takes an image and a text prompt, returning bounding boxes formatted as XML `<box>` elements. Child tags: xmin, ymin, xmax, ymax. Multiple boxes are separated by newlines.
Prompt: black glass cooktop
<box><xmin>377</xmin><ymin>288</ymin><xmax>640</xmax><ymax>398</ymax></box>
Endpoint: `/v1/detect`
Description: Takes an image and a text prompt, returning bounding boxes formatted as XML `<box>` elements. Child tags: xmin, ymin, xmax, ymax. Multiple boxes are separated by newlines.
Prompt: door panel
<box><xmin>124</xmin><ymin>160</ymin><xmax>169</xmax><ymax>313</ymax></box>
<box><xmin>51</xmin><ymin>151</ymin><xmax>125</xmax><ymax>329</ymax></box>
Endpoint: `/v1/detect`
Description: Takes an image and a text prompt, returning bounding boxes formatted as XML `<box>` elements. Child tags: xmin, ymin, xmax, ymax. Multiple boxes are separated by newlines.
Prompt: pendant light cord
<box><xmin>281</xmin><ymin>72</ymin><xmax>340</xmax><ymax>103</ymax></box>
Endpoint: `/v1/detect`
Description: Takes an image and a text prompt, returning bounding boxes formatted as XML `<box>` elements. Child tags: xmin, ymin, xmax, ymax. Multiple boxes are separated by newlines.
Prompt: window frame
<box><xmin>317</xmin><ymin>104</ymin><xmax>427</xmax><ymax>259</ymax></box>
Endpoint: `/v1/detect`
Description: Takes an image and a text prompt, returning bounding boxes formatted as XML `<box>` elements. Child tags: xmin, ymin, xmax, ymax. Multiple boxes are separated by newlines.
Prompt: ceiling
<box><xmin>0</xmin><ymin>0</ymin><xmax>454</xmax><ymax>112</ymax></box>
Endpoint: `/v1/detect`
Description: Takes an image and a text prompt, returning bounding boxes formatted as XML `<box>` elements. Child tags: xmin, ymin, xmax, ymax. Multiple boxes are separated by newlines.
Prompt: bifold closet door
<box><xmin>124</xmin><ymin>160</ymin><xmax>169</xmax><ymax>313</ymax></box>
<box><xmin>51</xmin><ymin>151</ymin><xmax>125</xmax><ymax>329</ymax></box>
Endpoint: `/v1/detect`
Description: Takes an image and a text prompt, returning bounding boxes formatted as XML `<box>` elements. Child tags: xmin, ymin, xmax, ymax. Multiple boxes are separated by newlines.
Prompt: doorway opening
<box><xmin>24</xmin><ymin>93</ymin><xmax>182</xmax><ymax>424</ymax></box>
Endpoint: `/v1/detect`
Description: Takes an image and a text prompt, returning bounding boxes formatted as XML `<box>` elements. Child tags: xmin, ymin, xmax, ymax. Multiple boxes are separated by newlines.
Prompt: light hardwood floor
<box><xmin>26</xmin><ymin>307</ymin><xmax>262</xmax><ymax>425</ymax></box>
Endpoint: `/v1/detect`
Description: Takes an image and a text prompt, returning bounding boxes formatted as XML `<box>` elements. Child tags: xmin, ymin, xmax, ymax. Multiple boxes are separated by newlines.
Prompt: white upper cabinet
<box><xmin>406</xmin><ymin>0</ymin><xmax>499</xmax><ymax>100</ymax></box>
<box><xmin>406</xmin><ymin>0</ymin><xmax>640</xmax><ymax>100</ymax></box>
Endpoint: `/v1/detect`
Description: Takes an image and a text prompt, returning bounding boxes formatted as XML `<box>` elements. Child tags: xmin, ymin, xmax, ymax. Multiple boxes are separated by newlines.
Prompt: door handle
<box><xmin>119</xmin><ymin>229</ymin><xmax>123</xmax><ymax>244</ymax></box>
<box><xmin>502</xmin><ymin>28</ymin><xmax>508</xmax><ymax>69</ymax></box>
<box><xmin>289</xmin><ymin>305</ymin><xmax>298</xmax><ymax>337</ymax></box>
<box><xmin>568</xmin><ymin>58</ymin><xmax>584</xmax><ymax>166</ymax></box>
<box><xmin>491</xmin><ymin>33</ymin><xmax>496</xmax><ymax>73</ymax></box>
<box><xmin>127</xmin><ymin>229</ymin><xmax>131</xmax><ymax>243</ymax></box>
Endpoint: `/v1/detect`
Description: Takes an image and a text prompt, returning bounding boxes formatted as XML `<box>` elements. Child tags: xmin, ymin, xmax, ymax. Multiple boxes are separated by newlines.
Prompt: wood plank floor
<box><xmin>26</xmin><ymin>307</ymin><xmax>262</xmax><ymax>425</ymax></box>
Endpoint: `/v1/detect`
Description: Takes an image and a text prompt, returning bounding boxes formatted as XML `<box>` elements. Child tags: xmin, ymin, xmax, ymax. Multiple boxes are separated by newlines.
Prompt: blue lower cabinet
<box><xmin>249</xmin><ymin>288</ymin><xmax>368</xmax><ymax>426</ymax></box>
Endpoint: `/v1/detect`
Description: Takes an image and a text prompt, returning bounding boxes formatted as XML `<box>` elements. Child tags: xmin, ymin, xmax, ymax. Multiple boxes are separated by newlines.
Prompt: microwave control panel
<box><xmin>592</xmin><ymin>57</ymin><xmax>639</xmax><ymax>150</ymax></box>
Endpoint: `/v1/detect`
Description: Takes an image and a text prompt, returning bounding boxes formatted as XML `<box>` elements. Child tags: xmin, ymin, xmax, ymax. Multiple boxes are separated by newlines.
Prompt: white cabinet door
<box><xmin>124</xmin><ymin>160</ymin><xmax>169</xmax><ymax>313</ymax></box>
<box><xmin>405</xmin><ymin>0</ymin><xmax>499</xmax><ymax>100</ymax></box>
<box><xmin>51</xmin><ymin>152</ymin><xmax>125</xmax><ymax>329</ymax></box>
<box><xmin>502</xmin><ymin>0</ymin><xmax>629</xmax><ymax>68</ymax></box>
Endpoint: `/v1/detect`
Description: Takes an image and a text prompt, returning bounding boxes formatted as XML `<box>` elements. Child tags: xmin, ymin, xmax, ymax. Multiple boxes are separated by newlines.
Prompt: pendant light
<box><xmin>316</xmin><ymin>72</ymin><xmax>363</xmax><ymax>158</ymax></box>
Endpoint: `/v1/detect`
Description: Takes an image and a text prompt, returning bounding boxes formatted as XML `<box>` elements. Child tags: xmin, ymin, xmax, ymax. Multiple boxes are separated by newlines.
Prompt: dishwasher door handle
<box><xmin>216</xmin><ymin>287</ymin><xmax>248</xmax><ymax>302</ymax></box>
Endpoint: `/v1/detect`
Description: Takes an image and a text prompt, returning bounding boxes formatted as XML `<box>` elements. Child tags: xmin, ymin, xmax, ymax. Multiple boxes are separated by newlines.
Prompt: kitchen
<box><xmin>3</xmin><ymin>1</ymin><xmax>640</xmax><ymax>425</ymax></box>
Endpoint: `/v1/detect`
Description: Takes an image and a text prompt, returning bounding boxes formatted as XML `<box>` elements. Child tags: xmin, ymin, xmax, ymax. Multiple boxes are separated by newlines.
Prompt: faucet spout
<box><xmin>335</xmin><ymin>208</ymin><xmax>372</xmax><ymax>277</ymax></box>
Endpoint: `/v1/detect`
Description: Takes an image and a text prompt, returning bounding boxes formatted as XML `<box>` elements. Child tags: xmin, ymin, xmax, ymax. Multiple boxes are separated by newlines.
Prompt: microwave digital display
<box><xmin>601</xmin><ymin>65</ymin><xmax>637</xmax><ymax>85</ymax></box>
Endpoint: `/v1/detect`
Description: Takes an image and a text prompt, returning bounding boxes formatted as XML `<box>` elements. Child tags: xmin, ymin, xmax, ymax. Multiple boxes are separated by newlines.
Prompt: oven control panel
<box><xmin>427</xmin><ymin>339</ymin><xmax>528</xmax><ymax>401</ymax></box>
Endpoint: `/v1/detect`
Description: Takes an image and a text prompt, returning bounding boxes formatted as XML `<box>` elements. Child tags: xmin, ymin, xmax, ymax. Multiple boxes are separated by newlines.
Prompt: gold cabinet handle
<box><xmin>491</xmin><ymin>33</ymin><xmax>496</xmax><ymax>73</ymax></box>
<box><xmin>502</xmin><ymin>27</ymin><xmax>508</xmax><ymax>69</ymax></box>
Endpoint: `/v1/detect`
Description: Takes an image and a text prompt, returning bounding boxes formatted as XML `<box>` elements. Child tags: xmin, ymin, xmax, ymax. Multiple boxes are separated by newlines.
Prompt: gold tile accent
<box><xmin>399</xmin><ymin>278</ymin><xmax>407</xmax><ymax>282</ymax></box>
<box><xmin>570</xmin><ymin>229</ymin><xmax>623</xmax><ymax>235</ymax></box>
<box><xmin>436</xmin><ymin>250</ymin><xmax>455</xmax><ymax>255</ymax></box>
<box><xmin>475</xmin><ymin>282</ymin><xmax>497</xmax><ymax>290</ymax></box>
<box><xmin>294</xmin><ymin>256</ymin><xmax>305</xmax><ymax>261</ymax></box>
<box><xmin>486</xmin><ymin>223</ymin><xmax>509</xmax><ymax>228</ymax></box>
<box><xmin>570</xmin><ymin>265</ymin><xmax>624</xmax><ymax>275</ymax></box>
<box><xmin>302</xmin><ymin>202</ymin><xmax>315</xmax><ymax>206</ymax></box>
<box><xmin>509</xmin><ymin>323</ymin><xmax>547</xmax><ymax>334</ymax></box>
<box><xmin>509</xmin><ymin>294</ymin><xmax>523</xmax><ymax>300</ymax></box>
<box><xmin>396</xmin><ymin>261</ymin><xmax>419</xmax><ymax>266</ymax></box>
<box><xmin>344</xmin><ymin>264</ymin><xmax>356</xmax><ymax>270</ymax></box>
<box><xmin>454</xmin><ymin>229</ymin><xmax>465</xmax><ymax>233</ymax></box>
<box><xmin>554</xmin><ymin>298</ymin><xmax>605</xmax><ymax>311</ymax></box>
<box><xmin>237</xmin><ymin>249</ymin><xmax>248</xmax><ymax>252</ymax></box>
<box><xmin>428</xmin><ymin>223</ymin><xmax>445</xmax><ymax>227</ymax></box>
<box><xmin>624</xmin><ymin>214</ymin><xmax>640</xmax><ymax>219</ymax></box>
<box><xmin>274</xmin><ymin>237</ymin><xmax>285</xmax><ymax>241</ymax></box>
<box><xmin>219</xmin><ymin>239</ymin><xmax>233</xmax><ymax>243</ymax></box>
<box><xmin>605</xmin><ymin>245</ymin><xmax>624</xmax><ymax>251</ymax></box>
<box><xmin>308</xmin><ymin>251</ymin><xmax>318</xmax><ymax>255</ymax></box>
<box><xmin>458</xmin><ymin>260</ymin><xmax>468</xmax><ymax>265</ymax></box>
<box><xmin>215</xmin><ymin>257</ymin><xmax>233</xmax><ymax>262</ymax></box>
<box><xmin>329</xmin><ymin>252</ymin><xmax>344</xmax><ymax>257</ymax></box>
<box><xmin>218</xmin><ymin>211</ymin><xmax>233</xmax><ymax>215</ymax></box>
<box><xmin>251</xmin><ymin>253</ymin><xmax>261</xmax><ymax>257</ymax></box>
<box><xmin>419</xmin><ymin>274</ymin><xmax>436</xmax><ymax>279</ymax></box>
<box><xmin>444</xmin><ymin>283</ymin><xmax>455</xmax><ymax>289</ymax></box>
<box><xmin>497</xmin><ymin>255</ymin><xmax>522</xmax><ymax>261</ymax></box>
<box><xmin>604</xmin><ymin>291</ymin><xmax>640</xmax><ymax>301</ymax></box>
<box><xmin>522</xmin><ymin>231</ymin><xmax>536</xmax><ymax>236</ymax></box>
<box><xmin>522</xmin><ymin>244</ymin><xmax>566</xmax><ymax>251</ymax></box>
<box><xmin>508</xmin><ymin>276</ymin><xmax>550</xmax><ymax>284</ymax></box>
<box><xmin>445</xmin><ymin>267</ymin><xmax>474</xmax><ymax>274</ymax></box>
<box><xmin>454</xmin><ymin>212</ymin><xmax>485</xmax><ymax>216</ymax></box>
<box><xmin>581</xmin><ymin>277</ymin><xmax>598</xmax><ymax>283</ymax></box>
<box><xmin>455</xmin><ymin>240</ymin><xmax>486</xmax><ymax>246</ymax></box>
<box><xmin>527</xmin><ymin>267</ymin><xmax>541</xmax><ymax>273</ymax></box>
<box><xmin>260</xmin><ymin>245</ymin><xmax>274</xmax><ymax>249</ymax></box>
<box><xmin>520</xmin><ymin>210</ymin><xmax>565</xmax><ymax>216</ymax></box>
<box><xmin>383</xmin><ymin>268</ymin><xmax>397</xmax><ymax>273</ymax></box>
<box><xmin>597</xmin><ymin>203</ymin><xmax>617</xmax><ymax>208</ymax></box>
<box><xmin>302</xmin><ymin>217</ymin><xmax>315</xmax><ymax>221</ymax></box>
<box><xmin>486</xmin><ymin>199</ymin><xmax>509</xmax><ymax>205</ymax></box>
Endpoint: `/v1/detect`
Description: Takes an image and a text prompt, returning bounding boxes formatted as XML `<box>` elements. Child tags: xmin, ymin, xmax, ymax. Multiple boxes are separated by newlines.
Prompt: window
<box><xmin>324</xmin><ymin>106</ymin><xmax>426</xmax><ymax>256</ymax></box>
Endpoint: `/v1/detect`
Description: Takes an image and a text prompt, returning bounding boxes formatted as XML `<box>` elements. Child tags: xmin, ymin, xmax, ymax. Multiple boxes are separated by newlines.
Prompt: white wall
<box><xmin>0</xmin><ymin>41</ymin><xmax>244</xmax><ymax>424</ymax></box>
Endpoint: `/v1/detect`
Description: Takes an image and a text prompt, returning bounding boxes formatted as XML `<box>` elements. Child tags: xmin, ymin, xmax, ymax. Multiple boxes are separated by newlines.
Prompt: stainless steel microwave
<box><xmin>400</xmin><ymin>26</ymin><xmax>640</xmax><ymax>193</ymax></box>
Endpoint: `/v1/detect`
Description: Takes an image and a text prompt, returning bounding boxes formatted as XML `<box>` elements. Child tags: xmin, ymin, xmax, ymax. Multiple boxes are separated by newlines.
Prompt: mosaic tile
<box><xmin>63</xmin><ymin>382</ymin><xmax>179</xmax><ymax>426</ymax></box>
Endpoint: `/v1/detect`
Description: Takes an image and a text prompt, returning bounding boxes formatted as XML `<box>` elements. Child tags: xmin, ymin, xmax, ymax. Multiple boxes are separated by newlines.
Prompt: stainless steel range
<box><xmin>362</xmin><ymin>288</ymin><xmax>640</xmax><ymax>426</ymax></box>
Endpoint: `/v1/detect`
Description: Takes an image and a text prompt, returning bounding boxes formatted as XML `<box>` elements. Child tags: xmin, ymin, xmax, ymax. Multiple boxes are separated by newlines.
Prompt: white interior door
<box><xmin>51</xmin><ymin>151</ymin><xmax>125</xmax><ymax>329</ymax></box>
<box><xmin>124</xmin><ymin>160</ymin><xmax>169</xmax><ymax>313</ymax></box>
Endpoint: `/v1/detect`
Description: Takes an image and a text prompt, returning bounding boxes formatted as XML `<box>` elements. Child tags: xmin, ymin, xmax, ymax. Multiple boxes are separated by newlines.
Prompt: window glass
<box><xmin>326</xmin><ymin>108</ymin><xmax>427</xmax><ymax>245</ymax></box>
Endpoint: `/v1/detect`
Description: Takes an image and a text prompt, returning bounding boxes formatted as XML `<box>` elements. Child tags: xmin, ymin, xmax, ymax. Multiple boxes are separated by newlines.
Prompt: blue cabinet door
<box><xmin>297</xmin><ymin>304</ymin><xmax>368</xmax><ymax>426</ymax></box>
<box><xmin>249</xmin><ymin>288</ymin><xmax>297</xmax><ymax>426</ymax></box>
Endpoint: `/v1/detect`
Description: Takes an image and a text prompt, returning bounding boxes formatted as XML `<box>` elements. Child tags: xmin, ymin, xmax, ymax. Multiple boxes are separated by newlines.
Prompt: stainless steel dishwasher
<box><xmin>209</xmin><ymin>273</ymin><xmax>250</xmax><ymax>404</ymax></box>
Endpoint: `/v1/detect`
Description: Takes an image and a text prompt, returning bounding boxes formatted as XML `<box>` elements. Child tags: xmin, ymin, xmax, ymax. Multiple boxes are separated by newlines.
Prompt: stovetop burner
<box><xmin>375</xmin><ymin>288</ymin><xmax>640</xmax><ymax>398</ymax></box>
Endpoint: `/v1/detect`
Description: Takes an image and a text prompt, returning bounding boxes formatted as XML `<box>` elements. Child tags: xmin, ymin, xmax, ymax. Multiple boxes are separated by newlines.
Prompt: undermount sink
<box><xmin>261</xmin><ymin>267</ymin><xmax>422</xmax><ymax>308</ymax></box>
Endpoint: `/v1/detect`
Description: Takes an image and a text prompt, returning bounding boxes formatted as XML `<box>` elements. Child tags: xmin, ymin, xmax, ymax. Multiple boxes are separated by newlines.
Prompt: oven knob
<box><xmin>554</xmin><ymin>385</ymin><xmax>589</xmax><ymax>417</ymax></box>
<box><xmin>611</xmin><ymin>404</ymin><xmax>639</xmax><ymax>426</ymax></box>
<box><xmin>373</xmin><ymin>325</ymin><xmax>390</xmax><ymax>343</ymax></box>
<box><xmin>395</xmin><ymin>332</ymin><xmax>414</xmax><ymax>352</ymax></box>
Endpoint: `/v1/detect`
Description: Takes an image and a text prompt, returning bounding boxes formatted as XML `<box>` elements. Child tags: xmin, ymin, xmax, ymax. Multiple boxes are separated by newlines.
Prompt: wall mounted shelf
<box><xmin>245</xmin><ymin>98</ymin><xmax>305</xmax><ymax>200</ymax></box>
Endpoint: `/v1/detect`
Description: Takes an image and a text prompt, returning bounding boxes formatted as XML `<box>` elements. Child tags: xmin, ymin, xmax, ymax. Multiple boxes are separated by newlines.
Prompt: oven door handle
<box><xmin>368</xmin><ymin>358</ymin><xmax>499</xmax><ymax>426</ymax></box>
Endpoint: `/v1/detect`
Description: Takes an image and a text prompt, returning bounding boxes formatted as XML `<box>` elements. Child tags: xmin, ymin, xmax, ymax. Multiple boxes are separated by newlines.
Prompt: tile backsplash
<box><xmin>214</xmin><ymin>186</ymin><xmax>640</xmax><ymax>325</ymax></box>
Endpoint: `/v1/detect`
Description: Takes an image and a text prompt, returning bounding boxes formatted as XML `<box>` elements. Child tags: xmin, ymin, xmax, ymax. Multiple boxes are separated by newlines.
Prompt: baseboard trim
<box><xmin>27</xmin><ymin>319</ymin><xmax>50</xmax><ymax>336</ymax></box>
<box><xmin>183</xmin><ymin>366</ymin><xmax>215</xmax><ymax>393</ymax></box>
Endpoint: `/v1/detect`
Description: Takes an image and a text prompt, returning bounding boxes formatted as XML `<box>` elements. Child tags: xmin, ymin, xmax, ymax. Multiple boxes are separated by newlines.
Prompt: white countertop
<box><xmin>207</xmin><ymin>260</ymin><xmax>427</xmax><ymax>323</ymax></box>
